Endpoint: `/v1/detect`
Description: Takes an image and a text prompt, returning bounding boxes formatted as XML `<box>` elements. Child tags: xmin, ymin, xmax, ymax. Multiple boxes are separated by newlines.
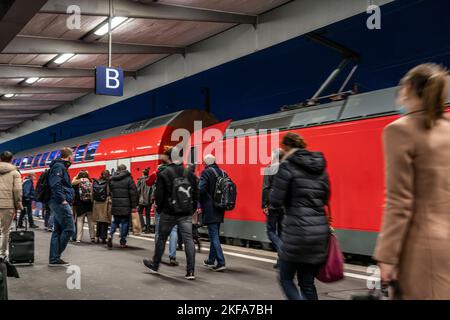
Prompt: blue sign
<box><xmin>95</xmin><ymin>66</ymin><xmax>124</xmax><ymax>96</ymax></box>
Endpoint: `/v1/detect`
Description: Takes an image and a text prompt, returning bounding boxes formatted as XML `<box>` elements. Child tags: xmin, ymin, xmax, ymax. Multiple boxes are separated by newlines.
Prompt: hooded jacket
<box><xmin>137</xmin><ymin>175</ymin><xmax>151</xmax><ymax>206</ymax></box>
<box><xmin>270</xmin><ymin>148</ymin><xmax>330</xmax><ymax>265</ymax></box>
<box><xmin>110</xmin><ymin>170</ymin><xmax>138</xmax><ymax>216</ymax></box>
<box><xmin>0</xmin><ymin>162</ymin><xmax>23</xmax><ymax>210</ymax></box>
<box><xmin>199</xmin><ymin>163</ymin><xmax>226</xmax><ymax>225</ymax></box>
<box><xmin>48</xmin><ymin>159</ymin><xmax>74</xmax><ymax>205</ymax></box>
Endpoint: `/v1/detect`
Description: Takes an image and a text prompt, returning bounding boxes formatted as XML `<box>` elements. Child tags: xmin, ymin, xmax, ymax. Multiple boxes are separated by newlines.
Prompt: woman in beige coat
<box><xmin>374</xmin><ymin>63</ymin><xmax>450</xmax><ymax>299</ymax></box>
<box><xmin>92</xmin><ymin>170</ymin><xmax>112</xmax><ymax>244</ymax></box>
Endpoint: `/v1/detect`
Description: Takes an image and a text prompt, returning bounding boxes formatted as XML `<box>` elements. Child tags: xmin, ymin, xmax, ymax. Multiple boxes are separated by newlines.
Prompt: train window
<box><xmin>71</xmin><ymin>145</ymin><xmax>78</xmax><ymax>153</ymax></box>
<box><xmin>39</xmin><ymin>152</ymin><xmax>49</xmax><ymax>167</ymax></box>
<box><xmin>15</xmin><ymin>158</ymin><xmax>22</xmax><ymax>167</ymax></box>
<box><xmin>46</xmin><ymin>150</ymin><xmax>58</xmax><ymax>165</ymax></box>
<box><xmin>32</xmin><ymin>154</ymin><xmax>42</xmax><ymax>168</ymax></box>
<box><xmin>20</xmin><ymin>157</ymin><xmax>29</xmax><ymax>169</ymax></box>
<box><xmin>289</xmin><ymin>104</ymin><xmax>341</xmax><ymax>128</ymax></box>
<box><xmin>25</xmin><ymin>155</ymin><xmax>34</xmax><ymax>169</ymax></box>
<box><xmin>257</xmin><ymin>115</ymin><xmax>294</xmax><ymax>130</ymax></box>
<box><xmin>74</xmin><ymin>144</ymin><xmax>88</xmax><ymax>162</ymax></box>
<box><xmin>55</xmin><ymin>150</ymin><xmax>61</xmax><ymax>159</ymax></box>
<box><xmin>84</xmin><ymin>141</ymin><xmax>100</xmax><ymax>161</ymax></box>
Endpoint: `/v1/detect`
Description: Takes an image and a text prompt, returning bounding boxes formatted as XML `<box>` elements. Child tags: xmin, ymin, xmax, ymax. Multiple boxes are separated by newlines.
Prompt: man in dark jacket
<box><xmin>107</xmin><ymin>164</ymin><xmax>138</xmax><ymax>249</ymax></box>
<box><xmin>137</xmin><ymin>168</ymin><xmax>152</xmax><ymax>233</ymax></box>
<box><xmin>48</xmin><ymin>147</ymin><xmax>76</xmax><ymax>267</ymax></box>
<box><xmin>270</xmin><ymin>132</ymin><xmax>330</xmax><ymax>301</ymax></box>
<box><xmin>143</xmin><ymin>147</ymin><xmax>198</xmax><ymax>280</ymax></box>
<box><xmin>262</xmin><ymin>149</ymin><xmax>285</xmax><ymax>268</ymax></box>
<box><xmin>18</xmin><ymin>173</ymin><xmax>38</xmax><ymax>229</ymax></box>
<box><xmin>199</xmin><ymin>154</ymin><xmax>227</xmax><ymax>271</ymax></box>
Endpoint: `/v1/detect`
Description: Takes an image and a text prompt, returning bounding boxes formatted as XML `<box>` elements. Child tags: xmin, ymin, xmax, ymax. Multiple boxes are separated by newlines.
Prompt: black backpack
<box><xmin>167</xmin><ymin>166</ymin><xmax>194</xmax><ymax>214</ymax></box>
<box><xmin>35</xmin><ymin>169</ymin><xmax>51</xmax><ymax>203</ymax></box>
<box><xmin>211</xmin><ymin>167</ymin><xmax>237</xmax><ymax>211</ymax></box>
<box><xmin>92</xmin><ymin>179</ymin><xmax>108</xmax><ymax>202</ymax></box>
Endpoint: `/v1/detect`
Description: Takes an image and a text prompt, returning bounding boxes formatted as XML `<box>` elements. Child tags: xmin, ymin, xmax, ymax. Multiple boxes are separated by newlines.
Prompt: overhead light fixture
<box><xmin>94</xmin><ymin>16</ymin><xmax>128</xmax><ymax>36</ymax></box>
<box><xmin>3</xmin><ymin>94</ymin><xmax>15</xmax><ymax>98</ymax></box>
<box><xmin>54</xmin><ymin>53</ymin><xmax>75</xmax><ymax>64</ymax></box>
<box><xmin>25</xmin><ymin>77</ymin><xmax>40</xmax><ymax>84</ymax></box>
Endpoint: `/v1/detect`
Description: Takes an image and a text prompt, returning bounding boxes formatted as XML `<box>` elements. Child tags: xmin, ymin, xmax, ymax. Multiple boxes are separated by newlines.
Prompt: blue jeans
<box><xmin>267</xmin><ymin>209</ymin><xmax>283</xmax><ymax>252</ymax></box>
<box><xmin>110</xmin><ymin>215</ymin><xmax>130</xmax><ymax>245</ymax></box>
<box><xmin>207</xmin><ymin>223</ymin><xmax>225</xmax><ymax>267</ymax></box>
<box><xmin>33</xmin><ymin>201</ymin><xmax>42</xmax><ymax>217</ymax></box>
<box><xmin>49</xmin><ymin>201</ymin><xmax>75</xmax><ymax>263</ymax></box>
<box><xmin>154</xmin><ymin>211</ymin><xmax>178</xmax><ymax>259</ymax></box>
<box><xmin>279</xmin><ymin>260</ymin><xmax>319</xmax><ymax>300</ymax></box>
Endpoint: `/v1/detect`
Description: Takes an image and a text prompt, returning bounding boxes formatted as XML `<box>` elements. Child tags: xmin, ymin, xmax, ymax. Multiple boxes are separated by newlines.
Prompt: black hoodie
<box><xmin>110</xmin><ymin>170</ymin><xmax>138</xmax><ymax>216</ymax></box>
<box><xmin>270</xmin><ymin>148</ymin><xmax>330</xmax><ymax>265</ymax></box>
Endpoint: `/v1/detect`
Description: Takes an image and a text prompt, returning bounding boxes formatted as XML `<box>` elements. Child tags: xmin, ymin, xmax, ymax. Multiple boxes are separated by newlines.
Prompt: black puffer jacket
<box><xmin>110</xmin><ymin>170</ymin><xmax>138</xmax><ymax>216</ymax></box>
<box><xmin>270</xmin><ymin>148</ymin><xmax>330</xmax><ymax>265</ymax></box>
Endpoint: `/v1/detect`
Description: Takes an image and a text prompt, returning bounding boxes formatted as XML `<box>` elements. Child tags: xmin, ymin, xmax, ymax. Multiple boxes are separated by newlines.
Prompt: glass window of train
<box><xmin>55</xmin><ymin>150</ymin><xmax>61</xmax><ymax>159</ymax></box>
<box><xmin>289</xmin><ymin>106</ymin><xmax>340</xmax><ymax>128</ymax></box>
<box><xmin>20</xmin><ymin>157</ymin><xmax>29</xmax><ymax>169</ymax></box>
<box><xmin>24</xmin><ymin>155</ymin><xmax>34</xmax><ymax>169</ymax></box>
<box><xmin>14</xmin><ymin>158</ymin><xmax>22</xmax><ymax>167</ymax></box>
<box><xmin>32</xmin><ymin>154</ymin><xmax>42</xmax><ymax>168</ymax></box>
<box><xmin>71</xmin><ymin>145</ymin><xmax>78</xmax><ymax>153</ymax></box>
<box><xmin>85</xmin><ymin>141</ymin><xmax>100</xmax><ymax>161</ymax></box>
<box><xmin>39</xmin><ymin>152</ymin><xmax>50</xmax><ymax>167</ymax></box>
<box><xmin>257</xmin><ymin>115</ymin><xmax>294</xmax><ymax>131</ymax></box>
<box><xmin>74</xmin><ymin>144</ymin><xmax>88</xmax><ymax>163</ymax></box>
<box><xmin>145</xmin><ymin>114</ymin><xmax>175</xmax><ymax>129</ymax></box>
<box><xmin>46</xmin><ymin>150</ymin><xmax>58</xmax><ymax>165</ymax></box>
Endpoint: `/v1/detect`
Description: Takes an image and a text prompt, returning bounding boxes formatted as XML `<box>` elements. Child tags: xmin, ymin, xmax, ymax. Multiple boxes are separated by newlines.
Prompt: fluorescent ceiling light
<box><xmin>4</xmin><ymin>93</ymin><xmax>15</xmax><ymax>98</ymax></box>
<box><xmin>94</xmin><ymin>16</ymin><xmax>128</xmax><ymax>36</ymax></box>
<box><xmin>25</xmin><ymin>77</ymin><xmax>39</xmax><ymax>84</ymax></box>
<box><xmin>54</xmin><ymin>53</ymin><xmax>75</xmax><ymax>64</ymax></box>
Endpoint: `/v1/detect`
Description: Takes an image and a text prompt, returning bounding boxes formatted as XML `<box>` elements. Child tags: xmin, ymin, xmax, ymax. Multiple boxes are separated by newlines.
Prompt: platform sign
<box><xmin>95</xmin><ymin>66</ymin><xmax>124</xmax><ymax>96</ymax></box>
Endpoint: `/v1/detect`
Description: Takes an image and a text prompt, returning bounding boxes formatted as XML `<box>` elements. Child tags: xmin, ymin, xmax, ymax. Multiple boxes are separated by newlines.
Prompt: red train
<box><xmin>13</xmin><ymin>86</ymin><xmax>422</xmax><ymax>256</ymax></box>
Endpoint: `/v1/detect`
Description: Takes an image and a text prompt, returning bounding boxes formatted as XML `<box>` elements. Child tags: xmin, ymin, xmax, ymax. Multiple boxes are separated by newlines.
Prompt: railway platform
<box><xmin>7</xmin><ymin>221</ymin><xmax>371</xmax><ymax>300</ymax></box>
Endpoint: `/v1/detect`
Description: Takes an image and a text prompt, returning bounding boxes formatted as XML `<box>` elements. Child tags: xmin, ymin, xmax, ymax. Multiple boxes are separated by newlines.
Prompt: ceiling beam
<box><xmin>0</xmin><ymin>110</ymin><xmax>43</xmax><ymax>116</ymax></box>
<box><xmin>0</xmin><ymin>119</ymin><xmax>26</xmax><ymax>125</ymax></box>
<box><xmin>0</xmin><ymin>100</ymin><xmax>63</xmax><ymax>107</ymax></box>
<box><xmin>0</xmin><ymin>65</ymin><xmax>136</xmax><ymax>78</ymax></box>
<box><xmin>0</xmin><ymin>0</ymin><xmax>49</xmax><ymax>51</ymax></box>
<box><xmin>0</xmin><ymin>106</ymin><xmax>55</xmax><ymax>112</ymax></box>
<box><xmin>0</xmin><ymin>85</ymin><xmax>91</xmax><ymax>94</ymax></box>
<box><xmin>4</xmin><ymin>35</ymin><xmax>185</xmax><ymax>55</ymax></box>
<box><xmin>40</xmin><ymin>0</ymin><xmax>257</xmax><ymax>24</ymax></box>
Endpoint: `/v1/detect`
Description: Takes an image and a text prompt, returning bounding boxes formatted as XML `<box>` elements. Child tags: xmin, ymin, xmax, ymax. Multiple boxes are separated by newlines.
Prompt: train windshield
<box><xmin>39</xmin><ymin>152</ymin><xmax>49</xmax><ymax>167</ymax></box>
<box><xmin>32</xmin><ymin>154</ymin><xmax>42</xmax><ymax>168</ymax></box>
<box><xmin>84</xmin><ymin>141</ymin><xmax>100</xmax><ymax>161</ymax></box>
<box><xmin>74</xmin><ymin>144</ymin><xmax>87</xmax><ymax>162</ymax></box>
<box><xmin>46</xmin><ymin>151</ymin><xmax>58</xmax><ymax>165</ymax></box>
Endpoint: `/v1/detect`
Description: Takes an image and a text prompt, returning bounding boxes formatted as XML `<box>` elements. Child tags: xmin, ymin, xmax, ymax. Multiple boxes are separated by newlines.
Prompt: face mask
<box><xmin>397</xmin><ymin>106</ymin><xmax>407</xmax><ymax>115</ymax></box>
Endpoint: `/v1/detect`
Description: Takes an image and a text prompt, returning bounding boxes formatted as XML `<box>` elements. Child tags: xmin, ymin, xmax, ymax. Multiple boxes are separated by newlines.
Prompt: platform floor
<box><xmin>8</xmin><ymin>221</ymin><xmax>371</xmax><ymax>300</ymax></box>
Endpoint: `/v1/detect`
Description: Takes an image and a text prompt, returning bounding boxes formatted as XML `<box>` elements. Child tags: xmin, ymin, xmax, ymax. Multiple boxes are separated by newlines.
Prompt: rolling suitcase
<box><xmin>9</xmin><ymin>208</ymin><xmax>35</xmax><ymax>265</ymax></box>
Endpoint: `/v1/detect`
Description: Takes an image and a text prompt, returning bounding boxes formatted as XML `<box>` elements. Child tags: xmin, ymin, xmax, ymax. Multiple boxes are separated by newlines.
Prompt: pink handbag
<box><xmin>317</xmin><ymin>232</ymin><xmax>345</xmax><ymax>283</ymax></box>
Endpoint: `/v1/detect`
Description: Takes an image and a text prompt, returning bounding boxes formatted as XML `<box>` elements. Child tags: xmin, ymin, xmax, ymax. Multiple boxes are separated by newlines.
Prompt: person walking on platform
<box><xmin>143</xmin><ymin>147</ymin><xmax>198</xmax><ymax>280</ymax></box>
<box><xmin>107</xmin><ymin>164</ymin><xmax>138</xmax><ymax>249</ymax></box>
<box><xmin>374</xmin><ymin>64</ymin><xmax>450</xmax><ymax>300</ymax></box>
<box><xmin>72</xmin><ymin>171</ymin><xmax>95</xmax><ymax>243</ymax></box>
<box><xmin>92</xmin><ymin>170</ymin><xmax>112</xmax><ymax>244</ymax></box>
<box><xmin>151</xmin><ymin>162</ymin><xmax>180</xmax><ymax>266</ymax></box>
<box><xmin>18</xmin><ymin>173</ymin><xmax>38</xmax><ymax>229</ymax></box>
<box><xmin>137</xmin><ymin>168</ymin><xmax>152</xmax><ymax>233</ymax></box>
<box><xmin>199</xmin><ymin>154</ymin><xmax>227</xmax><ymax>272</ymax></box>
<box><xmin>270</xmin><ymin>133</ymin><xmax>330</xmax><ymax>300</ymax></box>
<box><xmin>0</xmin><ymin>151</ymin><xmax>23</xmax><ymax>259</ymax></box>
<box><xmin>48</xmin><ymin>147</ymin><xmax>76</xmax><ymax>267</ymax></box>
<box><xmin>262</xmin><ymin>149</ymin><xmax>285</xmax><ymax>269</ymax></box>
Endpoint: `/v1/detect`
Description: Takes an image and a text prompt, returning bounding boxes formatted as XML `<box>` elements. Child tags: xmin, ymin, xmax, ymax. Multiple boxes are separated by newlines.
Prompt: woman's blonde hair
<box><xmin>401</xmin><ymin>63</ymin><xmax>449</xmax><ymax>129</ymax></box>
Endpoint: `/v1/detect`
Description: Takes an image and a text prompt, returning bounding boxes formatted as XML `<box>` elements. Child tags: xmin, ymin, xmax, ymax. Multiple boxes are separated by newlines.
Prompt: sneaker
<box><xmin>169</xmin><ymin>258</ymin><xmax>179</xmax><ymax>266</ymax></box>
<box><xmin>143</xmin><ymin>259</ymin><xmax>159</xmax><ymax>274</ymax></box>
<box><xmin>120</xmin><ymin>244</ymin><xmax>128</xmax><ymax>249</ymax></box>
<box><xmin>76</xmin><ymin>240</ymin><xmax>81</xmax><ymax>243</ymax></box>
<box><xmin>212</xmin><ymin>265</ymin><xmax>226</xmax><ymax>272</ymax></box>
<box><xmin>106</xmin><ymin>237</ymin><xmax>112</xmax><ymax>249</ymax></box>
<box><xmin>185</xmin><ymin>272</ymin><xmax>196</xmax><ymax>280</ymax></box>
<box><xmin>177</xmin><ymin>245</ymin><xmax>183</xmax><ymax>251</ymax></box>
<box><xmin>203</xmin><ymin>260</ymin><xmax>215</xmax><ymax>268</ymax></box>
<box><xmin>101</xmin><ymin>239</ymin><xmax>107</xmax><ymax>244</ymax></box>
<box><xmin>48</xmin><ymin>259</ymin><xmax>70</xmax><ymax>267</ymax></box>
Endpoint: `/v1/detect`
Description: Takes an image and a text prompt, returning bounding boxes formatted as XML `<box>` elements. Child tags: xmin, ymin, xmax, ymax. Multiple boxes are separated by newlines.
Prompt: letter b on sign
<box><xmin>95</xmin><ymin>66</ymin><xmax>124</xmax><ymax>96</ymax></box>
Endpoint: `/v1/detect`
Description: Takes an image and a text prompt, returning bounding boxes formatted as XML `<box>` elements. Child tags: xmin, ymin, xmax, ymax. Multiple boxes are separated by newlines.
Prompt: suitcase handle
<box><xmin>15</xmin><ymin>206</ymin><xmax>29</xmax><ymax>231</ymax></box>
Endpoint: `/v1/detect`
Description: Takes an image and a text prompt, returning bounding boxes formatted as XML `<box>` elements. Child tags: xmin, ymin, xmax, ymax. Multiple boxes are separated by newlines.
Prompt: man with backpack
<box><xmin>47</xmin><ymin>147</ymin><xmax>75</xmax><ymax>267</ymax></box>
<box><xmin>199</xmin><ymin>154</ymin><xmax>237</xmax><ymax>272</ymax></box>
<box><xmin>137</xmin><ymin>168</ymin><xmax>152</xmax><ymax>233</ymax></box>
<box><xmin>143</xmin><ymin>147</ymin><xmax>198</xmax><ymax>280</ymax></box>
<box><xmin>36</xmin><ymin>170</ymin><xmax>53</xmax><ymax>231</ymax></box>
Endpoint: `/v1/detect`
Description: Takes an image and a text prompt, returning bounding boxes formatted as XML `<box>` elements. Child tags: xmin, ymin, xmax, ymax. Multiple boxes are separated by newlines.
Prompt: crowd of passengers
<box><xmin>0</xmin><ymin>63</ymin><xmax>449</xmax><ymax>300</ymax></box>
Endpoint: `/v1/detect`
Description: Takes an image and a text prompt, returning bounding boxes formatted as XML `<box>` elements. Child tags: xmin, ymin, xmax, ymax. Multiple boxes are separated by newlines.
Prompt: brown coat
<box><xmin>0</xmin><ymin>162</ymin><xmax>23</xmax><ymax>211</ymax></box>
<box><xmin>374</xmin><ymin>111</ymin><xmax>450</xmax><ymax>300</ymax></box>
<box><xmin>92</xmin><ymin>197</ymin><xmax>112</xmax><ymax>224</ymax></box>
